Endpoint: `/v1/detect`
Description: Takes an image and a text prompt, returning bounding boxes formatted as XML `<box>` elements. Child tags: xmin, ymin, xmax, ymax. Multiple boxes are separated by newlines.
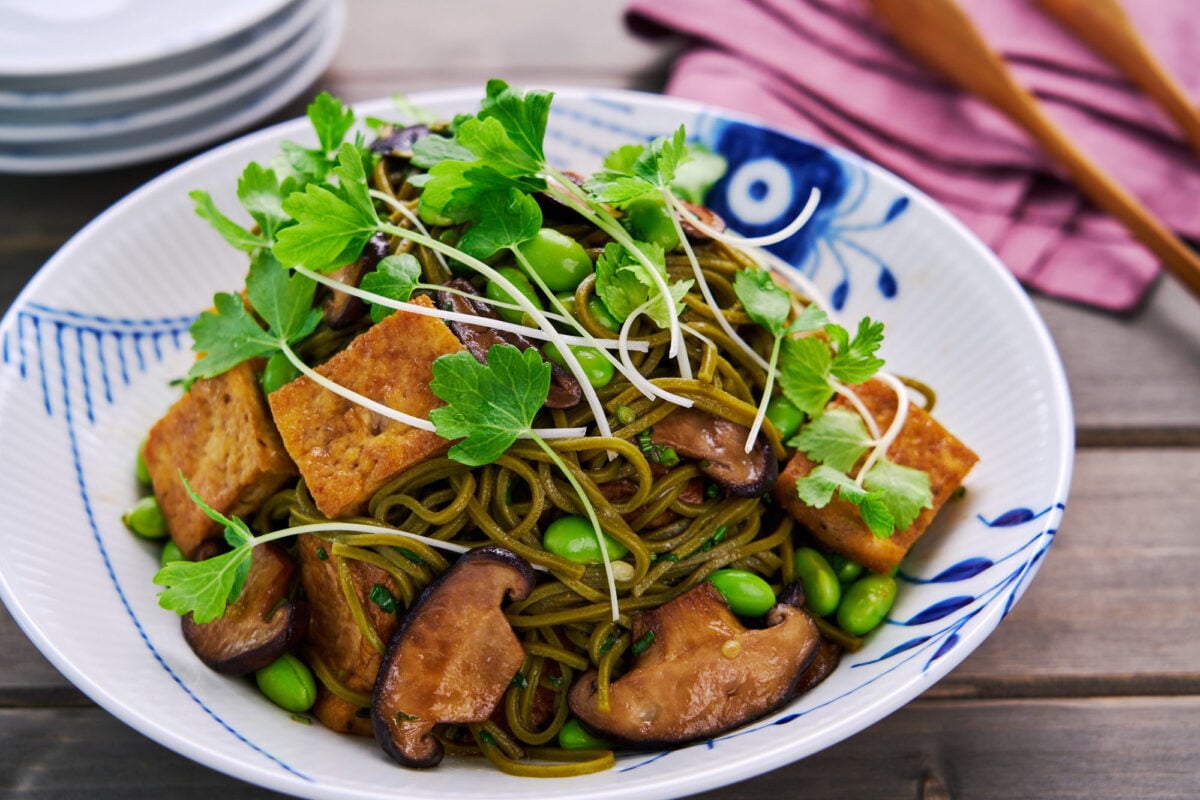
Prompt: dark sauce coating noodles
<box><xmin>247</xmin><ymin>154</ymin><xmax>808</xmax><ymax>776</ymax></box>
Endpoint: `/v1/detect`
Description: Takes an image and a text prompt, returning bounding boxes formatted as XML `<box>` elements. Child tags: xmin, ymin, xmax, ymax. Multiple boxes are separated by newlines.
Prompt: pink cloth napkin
<box><xmin>626</xmin><ymin>0</ymin><xmax>1200</xmax><ymax>311</ymax></box>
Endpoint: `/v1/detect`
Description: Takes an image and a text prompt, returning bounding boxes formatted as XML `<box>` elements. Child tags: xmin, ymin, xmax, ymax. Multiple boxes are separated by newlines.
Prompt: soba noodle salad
<box><xmin>129</xmin><ymin>81</ymin><xmax>977</xmax><ymax>776</ymax></box>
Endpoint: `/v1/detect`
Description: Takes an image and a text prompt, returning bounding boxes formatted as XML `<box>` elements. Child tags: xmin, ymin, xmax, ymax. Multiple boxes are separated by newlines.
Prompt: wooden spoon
<box><xmin>1034</xmin><ymin>0</ymin><xmax>1200</xmax><ymax>156</ymax></box>
<box><xmin>866</xmin><ymin>0</ymin><xmax>1200</xmax><ymax>301</ymax></box>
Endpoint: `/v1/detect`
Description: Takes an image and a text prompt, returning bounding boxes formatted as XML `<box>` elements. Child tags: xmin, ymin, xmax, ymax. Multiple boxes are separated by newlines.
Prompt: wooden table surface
<box><xmin>2</xmin><ymin>2</ymin><xmax>1198</xmax><ymax>798</ymax></box>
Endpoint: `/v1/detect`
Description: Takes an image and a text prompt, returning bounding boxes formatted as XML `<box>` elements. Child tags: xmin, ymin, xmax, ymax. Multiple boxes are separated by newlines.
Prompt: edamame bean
<box><xmin>765</xmin><ymin>396</ymin><xmax>804</xmax><ymax>440</ymax></box>
<box><xmin>255</xmin><ymin>653</ymin><xmax>317</xmax><ymax>713</ymax></box>
<box><xmin>543</xmin><ymin>515</ymin><xmax>628</xmax><ymax>563</ymax></box>
<box><xmin>516</xmin><ymin>228</ymin><xmax>593</xmax><ymax>291</ymax></box>
<box><xmin>261</xmin><ymin>351</ymin><xmax>301</xmax><ymax>394</ymax></box>
<box><xmin>708</xmin><ymin>569</ymin><xmax>776</xmax><ymax>617</ymax></box>
<box><xmin>486</xmin><ymin>266</ymin><xmax>544</xmax><ymax>324</ymax></box>
<box><xmin>160</xmin><ymin>540</ymin><xmax>186</xmax><ymax>567</ymax></box>
<box><xmin>621</xmin><ymin>197</ymin><xmax>680</xmax><ymax>251</ymax></box>
<box><xmin>544</xmin><ymin>341</ymin><xmax>614</xmax><ymax>388</ymax></box>
<box><xmin>792</xmin><ymin>547</ymin><xmax>841</xmax><ymax>617</ymax></box>
<box><xmin>837</xmin><ymin>573</ymin><xmax>897</xmax><ymax>635</ymax></box>
<box><xmin>826</xmin><ymin>552</ymin><xmax>864</xmax><ymax>584</ymax></box>
<box><xmin>559</xmin><ymin>718</ymin><xmax>610</xmax><ymax>750</ymax></box>
<box><xmin>136</xmin><ymin>437</ymin><xmax>152</xmax><ymax>486</ymax></box>
<box><xmin>122</xmin><ymin>496</ymin><xmax>168</xmax><ymax>539</ymax></box>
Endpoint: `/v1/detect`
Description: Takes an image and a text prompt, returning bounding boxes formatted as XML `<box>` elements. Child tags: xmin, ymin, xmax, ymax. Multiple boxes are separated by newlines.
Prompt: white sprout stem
<box><xmin>662</xmin><ymin>187</ymin><xmax>769</xmax><ymax>374</ymax></box>
<box><xmin>673</xmin><ymin>185</ymin><xmax>822</xmax><ymax>248</ymax></box>
<box><xmin>617</xmin><ymin>300</ymin><xmax>695</xmax><ymax>408</ymax></box>
<box><xmin>542</xmin><ymin>167</ymin><xmax>691</xmax><ymax>377</ymax></box>
<box><xmin>293</xmin><ymin>265</ymin><xmax>647</xmax><ymax>353</ymax></box>
<box><xmin>852</xmin><ymin>371</ymin><xmax>911</xmax><ymax>487</ymax></box>
<box><xmin>278</xmin><ymin>339</ymin><xmax>435</xmax><ymax>432</ymax></box>
<box><xmin>377</xmin><ymin>221</ymin><xmax>615</xmax><ymax>440</ymax></box>
<box><xmin>277</xmin><ymin>333</ymin><xmax>586</xmax><ymax>440</ymax></box>
<box><xmin>507</xmin><ymin>246</ymin><xmax>669</xmax><ymax>393</ymax></box>
<box><xmin>743</xmin><ymin>333</ymin><xmax>783</xmax><ymax>453</ymax></box>
<box><xmin>368</xmin><ymin>189</ymin><xmax>451</xmax><ymax>274</ymax></box>
<box><xmin>727</xmin><ymin>237</ymin><xmax>833</xmax><ymax>317</ymax></box>
<box><xmin>530</xmin><ymin>434</ymin><xmax>620</xmax><ymax>622</ymax></box>
<box><xmin>255</xmin><ymin>521</ymin><xmax>469</xmax><ymax>555</ymax></box>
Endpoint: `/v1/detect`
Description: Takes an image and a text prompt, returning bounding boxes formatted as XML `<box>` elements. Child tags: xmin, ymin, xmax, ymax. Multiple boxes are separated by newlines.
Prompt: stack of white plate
<box><xmin>0</xmin><ymin>0</ymin><xmax>345</xmax><ymax>174</ymax></box>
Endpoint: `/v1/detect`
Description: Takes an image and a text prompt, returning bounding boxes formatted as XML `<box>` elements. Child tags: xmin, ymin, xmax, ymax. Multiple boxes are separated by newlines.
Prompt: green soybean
<box><xmin>543</xmin><ymin>515</ymin><xmax>628</xmax><ymax>563</ymax></box>
<box><xmin>826</xmin><ymin>552</ymin><xmax>864</xmax><ymax>584</ymax></box>
<box><xmin>558</xmin><ymin>718</ymin><xmax>610</xmax><ymax>750</ymax></box>
<box><xmin>160</xmin><ymin>540</ymin><xmax>186</xmax><ymax>567</ymax></box>
<box><xmin>621</xmin><ymin>196</ymin><xmax>680</xmax><ymax>251</ymax></box>
<box><xmin>708</xmin><ymin>569</ymin><xmax>776</xmax><ymax>617</ymax></box>
<box><xmin>837</xmin><ymin>573</ymin><xmax>897</xmax><ymax>635</ymax></box>
<box><xmin>261</xmin><ymin>351</ymin><xmax>301</xmax><ymax>394</ymax></box>
<box><xmin>486</xmin><ymin>266</ymin><xmax>544</xmax><ymax>324</ymax></box>
<box><xmin>765</xmin><ymin>396</ymin><xmax>804</xmax><ymax>440</ymax></box>
<box><xmin>255</xmin><ymin>653</ymin><xmax>317</xmax><ymax>713</ymax></box>
<box><xmin>516</xmin><ymin>228</ymin><xmax>593</xmax><ymax>291</ymax></box>
<box><xmin>135</xmin><ymin>437</ymin><xmax>152</xmax><ymax>486</ymax></box>
<box><xmin>792</xmin><ymin>547</ymin><xmax>841</xmax><ymax>617</ymax></box>
<box><xmin>544</xmin><ymin>341</ymin><xmax>614</xmax><ymax>388</ymax></box>
<box><xmin>122</xmin><ymin>496</ymin><xmax>168</xmax><ymax>539</ymax></box>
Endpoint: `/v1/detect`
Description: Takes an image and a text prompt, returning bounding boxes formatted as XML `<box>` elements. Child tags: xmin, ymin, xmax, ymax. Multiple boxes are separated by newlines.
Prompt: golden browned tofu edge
<box><xmin>143</xmin><ymin>360</ymin><xmax>297</xmax><ymax>559</ymax></box>
<box><xmin>772</xmin><ymin>380</ymin><xmax>978</xmax><ymax>574</ymax></box>
<box><xmin>268</xmin><ymin>297</ymin><xmax>463</xmax><ymax>519</ymax></box>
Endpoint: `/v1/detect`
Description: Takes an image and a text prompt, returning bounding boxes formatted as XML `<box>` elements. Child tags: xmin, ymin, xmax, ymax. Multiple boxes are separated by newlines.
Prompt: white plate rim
<box><xmin>0</xmin><ymin>0</ymin><xmax>345</xmax><ymax>175</ymax></box>
<box><xmin>0</xmin><ymin>9</ymin><xmax>329</xmax><ymax>143</ymax></box>
<box><xmin>0</xmin><ymin>85</ymin><xmax>1075</xmax><ymax>799</ymax></box>
<box><xmin>0</xmin><ymin>0</ymin><xmax>329</xmax><ymax>111</ymax></box>
<box><xmin>0</xmin><ymin>0</ymin><xmax>295</xmax><ymax>78</ymax></box>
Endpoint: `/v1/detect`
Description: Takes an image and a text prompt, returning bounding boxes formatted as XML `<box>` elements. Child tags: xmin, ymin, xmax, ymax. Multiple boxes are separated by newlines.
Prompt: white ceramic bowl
<box><xmin>0</xmin><ymin>87</ymin><xmax>1073</xmax><ymax>800</ymax></box>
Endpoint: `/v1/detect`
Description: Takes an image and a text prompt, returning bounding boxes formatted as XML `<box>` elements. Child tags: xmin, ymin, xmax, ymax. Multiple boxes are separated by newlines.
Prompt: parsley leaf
<box><xmin>152</xmin><ymin>476</ymin><xmax>254</xmax><ymax>623</ymax></box>
<box><xmin>237</xmin><ymin>162</ymin><xmax>294</xmax><ymax>245</ymax></box>
<box><xmin>594</xmin><ymin>241</ymin><xmax>691</xmax><ymax>328</ymax></box>
<box><xmin>585</xmin><ymin>126</ymin><xmax>690</xmax><ymax>207</ymax></box>
<box><xmin>188</xmin><ymin>254</ymin><xmax>320</xmax><ymax>382</ymax></box>
<box><xmin>361</xmin><ymin>254</ymin><xmax>423</xmax><ymax>323</ymax></box>
<box><xmin>778</xmin><ymin>336</ymin><xmax>836</xmax><ymax>417</ymax></box>
<box><xmin>476</xmin><ymin>79</ymin><xmax>553</xmax><ymax>165</ymax></box>
<box><xmin>733</xmin><ymin>268</ymin><xmax>790</xmax><ymax>336</ymax></box>
<box><xmin>274</xmin><ymin>143</ymin><xmax>381</xmax><ymax>272</ymax></box>
<box><xmin>862</xmin><ymin>459</ymin><xmax>933</xmax><ymax>533</ymax></box>
<box><xmin>456</xmin><ymin>187</ymin><xmax>543</xmax><ymax>261</ymax></box>
<box><xmin>428</xmin><ymin>345</ymin><xmax>551</xmax><ymax>466</ymax></box>
<box><xmin>795</xmin><ymin>464</ymin><xmax>895</xmax><ymax>539</ymax></box>
<box><xmin>189</xmin><ymin>189</ymin><xmax>265</xmax><ymax>253</ymax></box>
<box><xmin>275</xmin><ymin>92</ymin><xmax>359</xmax><ymax>183</ymax></box>
<box><xmin>829</xmin><ymin>317</ymin><xmax>886</xmax><ymax>384</ymax></box>
<box><xmin>789</xmin><ymin>408</ymin><xmax>872</xmax><ymax>472</ymax></box>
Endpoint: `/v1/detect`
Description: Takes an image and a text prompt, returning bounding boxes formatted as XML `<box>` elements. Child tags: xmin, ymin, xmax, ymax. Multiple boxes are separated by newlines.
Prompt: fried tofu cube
<box><xmin>143</xmin><ymin>360</ymin><xmax>298</xmax><ymax>560</ymax></box>
<box><xmin>268</xmin><ymin>296</ymin><xmax>463</xmax><ymax>519</ymax></box>
<box><xmin>772</xmin><ymin>380</ymin><xmax>978</xmax><ymax>575</ymax></box>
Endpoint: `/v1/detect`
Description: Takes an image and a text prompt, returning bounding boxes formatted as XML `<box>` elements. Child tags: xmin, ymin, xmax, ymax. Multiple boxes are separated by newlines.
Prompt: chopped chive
<box><xmin>704</xmin><ymin>482</ymin><xmax>719</xmax><ymax>499</ymax></box>
<box><xmin>631</xmin><ymin>630</ymin><xmax>656</xmax><ymax>656</ymax></box>
<box><xmin>598</xmin><ymin>634</ymin><xmax>617</xmax><ymax>655</ymax></box>
<box><xmin>510</xmin><ymin>671</ymin><xmax>529</xmax><ymax>689</ymax></box>
<box><xmin>370</xmin><ymin>583</ymin><xmax>398</xmax><ymax>613</ymax></box>
<box><xmin>392</xmin><ymin>546</ymin><xmax>426</xmax><ymax>567</ymax></box>
<box><xmin>616</xmin><ymin>405</ymin><xmax>637</xmax><ymax>425</ymax></box>
<box><xmin>316</xmin><ymin>546</ymin><xmax>328</xmax><ymax>561</ymax></box>
<box><xmin>658</xmin><ymin>446</ymin><xmax>680</xmax><ymax>467</ymax></box>
<box><xmin>478</xmin><ymin>729</ymin><xmax>497</xmax><ymax>746</ymax></box>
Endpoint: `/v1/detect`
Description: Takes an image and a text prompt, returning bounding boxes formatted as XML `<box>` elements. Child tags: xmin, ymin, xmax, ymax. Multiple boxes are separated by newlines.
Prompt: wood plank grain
<box><xmin>2</xmin><ymin>697</ymin><xmax>1197</xmax><ymax>798</ymax></box>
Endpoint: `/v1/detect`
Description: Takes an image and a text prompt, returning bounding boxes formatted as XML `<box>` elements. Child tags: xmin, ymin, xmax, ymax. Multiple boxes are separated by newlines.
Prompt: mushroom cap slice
<box><xmin>181</xmin><ymin>543</ymin><xmax>307</xmax><ymax>675</ymax></box>
<box><xmin>568</xmin><ymin>581</ymin><xmax>819</xmax><ymax>748</ymax></box>
<box><xmin>371</xmin><ymin>546</ymin><xmax>534</xmax><ymax>768</ymax></box>
<box><xmin>649</xmin><ymin>407</ymin><xmax>778</xmax><ymax>497</ymax></box>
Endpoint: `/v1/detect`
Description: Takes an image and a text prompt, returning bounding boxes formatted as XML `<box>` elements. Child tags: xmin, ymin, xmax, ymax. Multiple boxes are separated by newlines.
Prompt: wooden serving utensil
<box><xmin>1034</xmin><ymin>0</ymin><xmax>1200</xmax><ymax>157</ymax></box>
<box><xmin>866</xmin><ymin>0</ymin><xmax>1200</xmax><ymax>301</ymax></box>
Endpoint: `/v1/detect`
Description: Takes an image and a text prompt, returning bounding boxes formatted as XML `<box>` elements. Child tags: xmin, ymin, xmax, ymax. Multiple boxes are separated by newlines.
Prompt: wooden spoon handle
<box><xmin>867</xmin><ymin>0</ymin><xmax>1200</xmax><ymax>301</ymax></box>
<box><xmin>1034</xmin><ymin>0</ymin><xmax>1200</xmax><ymax>155</ymax></box>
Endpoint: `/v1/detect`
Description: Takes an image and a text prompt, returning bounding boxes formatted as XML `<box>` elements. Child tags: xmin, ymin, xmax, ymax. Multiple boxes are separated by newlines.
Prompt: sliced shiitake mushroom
<box><xmin>567</xmin><ymin>581</ymin><xmax>819</xmax><ymax>748</ymax></box>
<box><xmin>649</xmin><ymin>407</ymin><xmax>778</xmax><ymax>496</ymax></box>
<box><xmin>369</xmin><ymin>124</ymin><xmax>433</xmax><ymax>159</ymax></box>
<box><xmin>437</xmin><ymin>279</ymin><xmax>582</xmax><ymax>408</ymax></box>
<box><xmin>372</xmin><ymin>546</ymin><xmax>534</xmax><ymax>768</ymax></box>
<box><xmin>182</xmin><ymin>543</ymin><xmax>307</xmax><ymax>675</ymax></box>
<box><xmin>323</xmin><ymin>233</ymin><xmax>391</xmax><ymax>329</ymax></box>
